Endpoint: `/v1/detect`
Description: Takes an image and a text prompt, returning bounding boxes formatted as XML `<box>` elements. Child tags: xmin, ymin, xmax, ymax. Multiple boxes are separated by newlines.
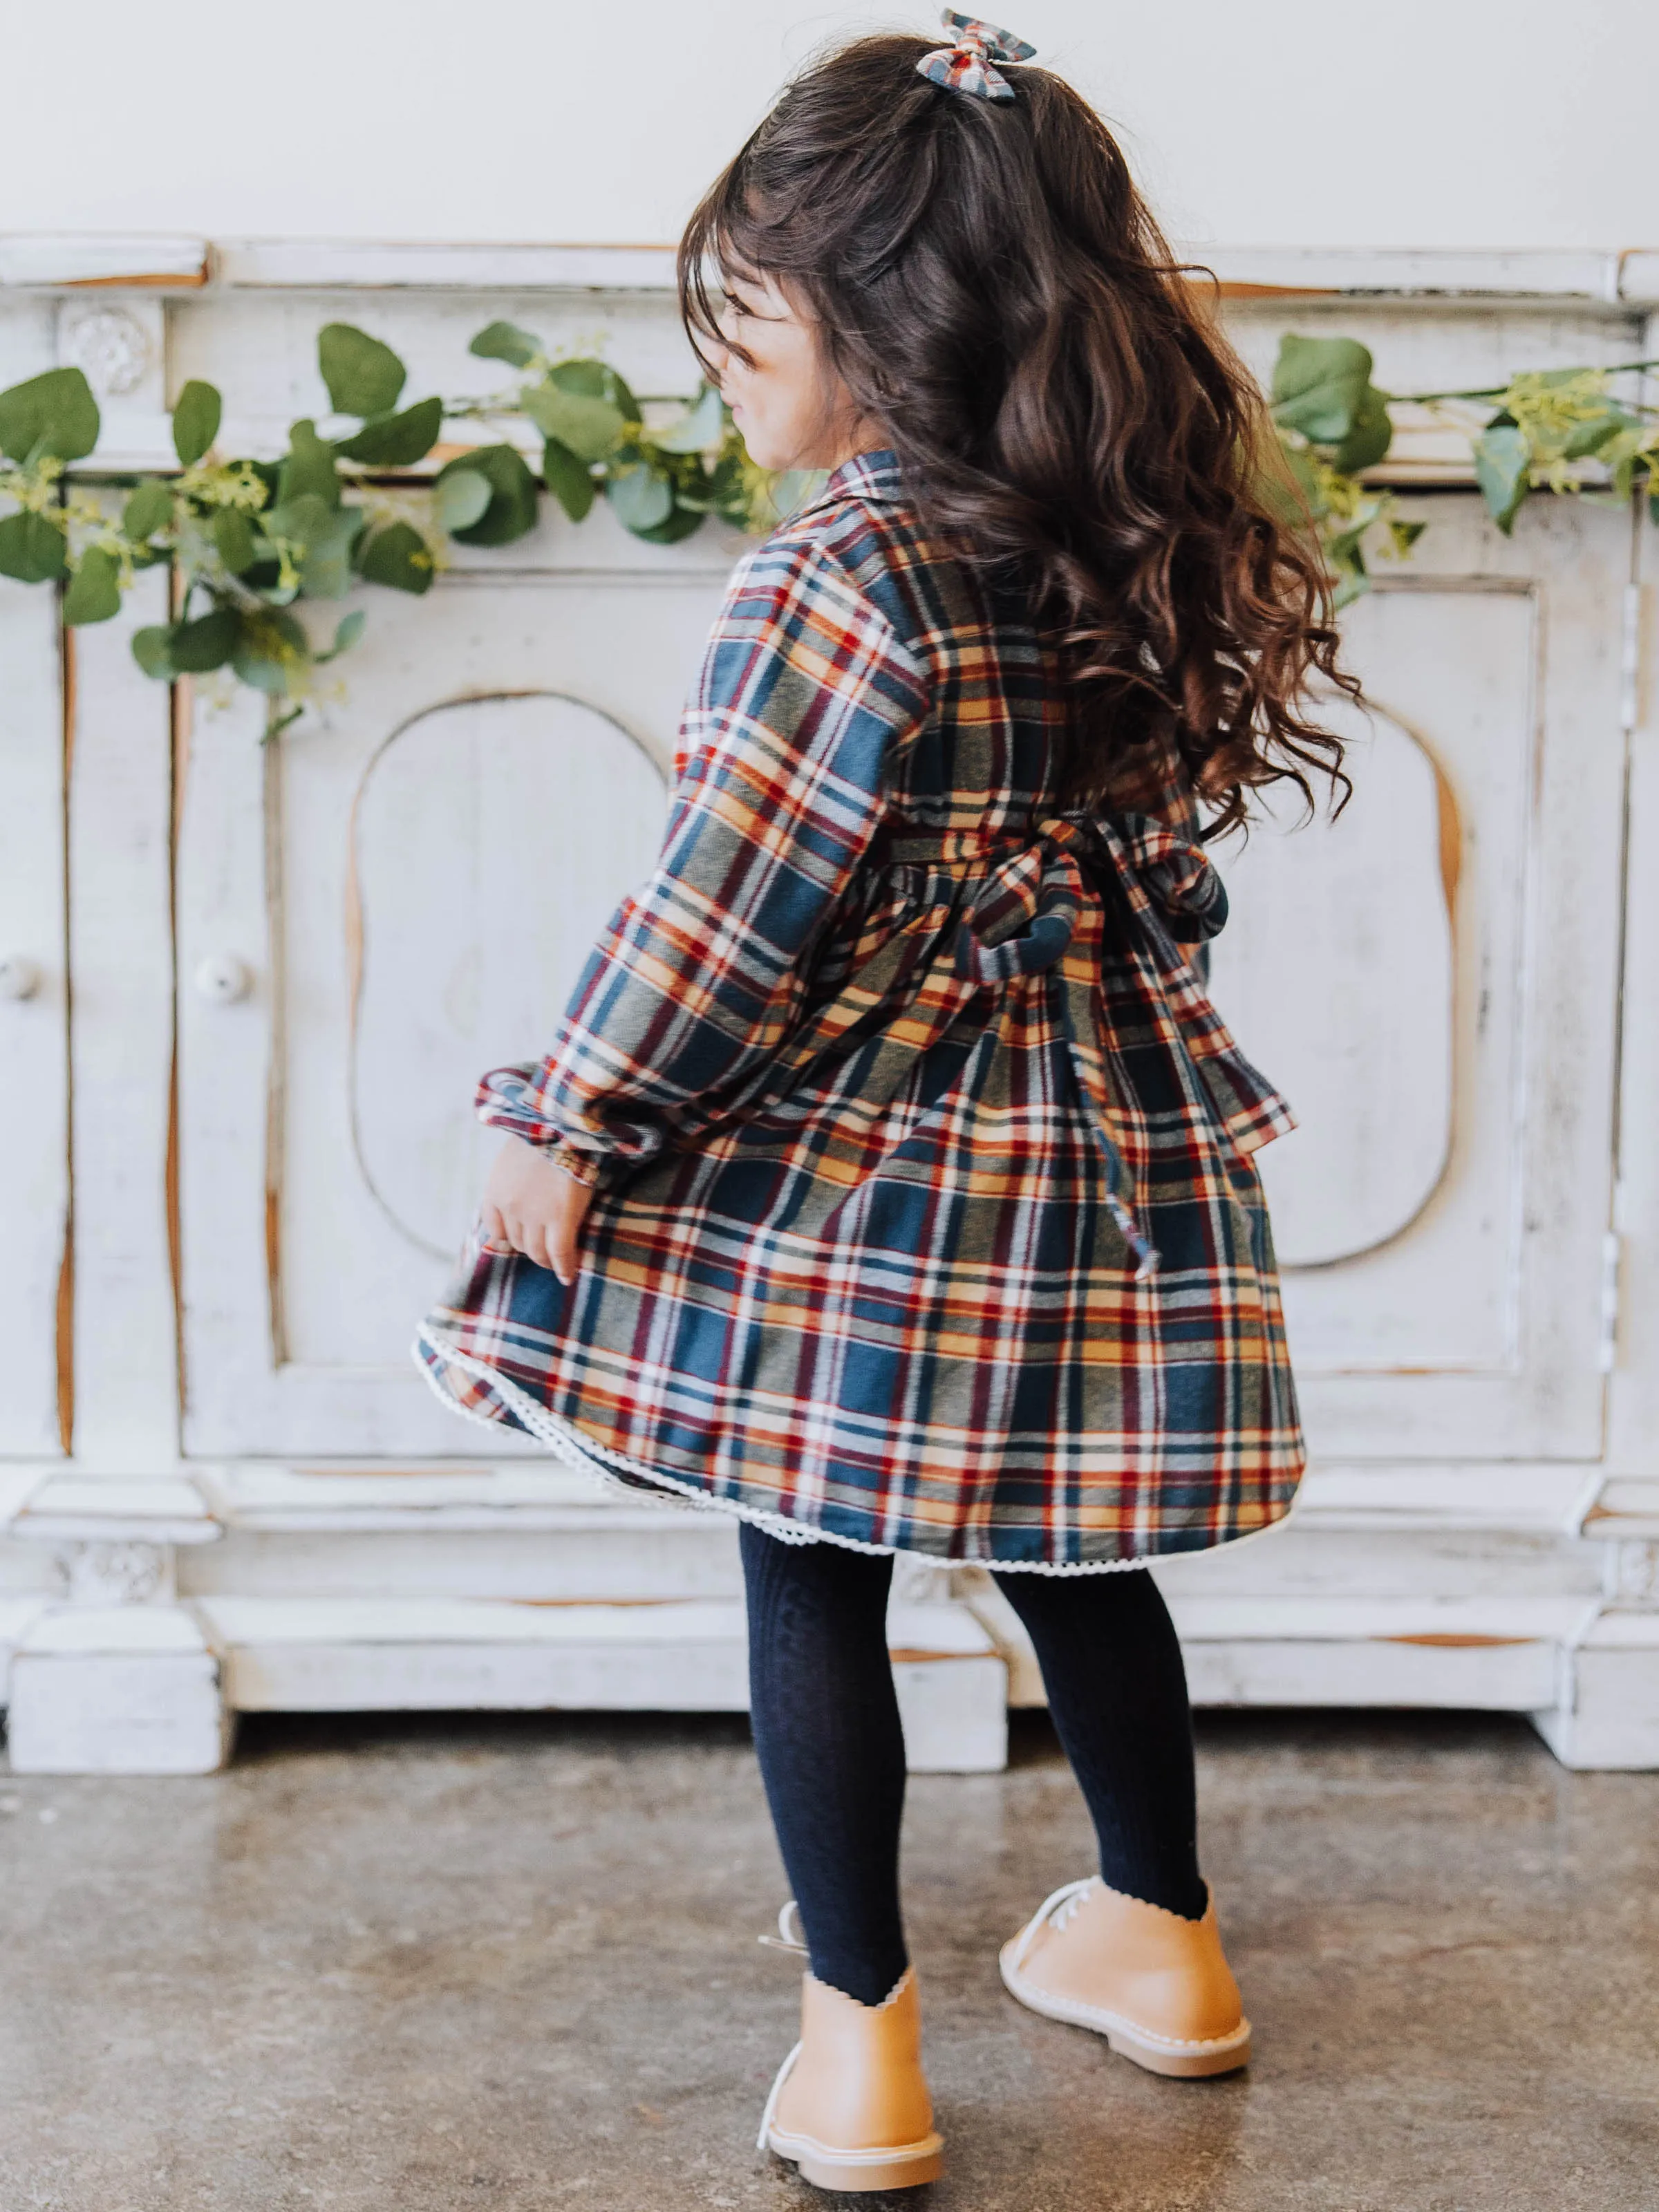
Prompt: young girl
<box><xmin>419</xmin><ymin>12</ymin><xmax>1348</xmax><ymax>2193</ymax></box>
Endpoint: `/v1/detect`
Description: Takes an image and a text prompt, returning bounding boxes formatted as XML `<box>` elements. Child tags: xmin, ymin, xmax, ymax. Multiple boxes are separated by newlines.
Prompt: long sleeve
<box><xmin>476</xmin><ymin>534</ymin><xmax>931</xmax><ymax>1187</ymax></box>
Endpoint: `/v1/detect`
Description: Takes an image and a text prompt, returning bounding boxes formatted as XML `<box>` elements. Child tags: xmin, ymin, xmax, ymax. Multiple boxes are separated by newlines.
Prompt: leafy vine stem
<box><xmin>0</xmin><ymin>318</ymin><xmax>1654</xmax><ymax>722</ymax></box>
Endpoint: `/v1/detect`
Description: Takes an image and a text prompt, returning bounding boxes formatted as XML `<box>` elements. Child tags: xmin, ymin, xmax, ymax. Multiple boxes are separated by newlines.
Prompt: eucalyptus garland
<box><xmin>1267</xmin><ymin>334</ymin><xmax>1659</xmax><ymax>604</ymax></box>
<box><xmin>0</xmin><ymin>318</ymin><xmax>792</xmax><ymax>733</ymax></box>
<box><xmin>0</xmin><ymin>317</ymin><xmax>1655</xmax><ymax>727</ymax></box>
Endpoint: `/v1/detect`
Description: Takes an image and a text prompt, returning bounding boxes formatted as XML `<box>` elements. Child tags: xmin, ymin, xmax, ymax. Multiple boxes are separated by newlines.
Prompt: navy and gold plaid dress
<box><xmin>416</xmin><ymin>449</ymin><xmax>1304</xmax><ymax>1571</ymax></box>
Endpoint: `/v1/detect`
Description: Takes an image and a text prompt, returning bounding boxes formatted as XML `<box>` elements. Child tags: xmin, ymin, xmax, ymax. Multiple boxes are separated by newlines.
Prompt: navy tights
<box><xmin>739</xmin><ymin>1520</ymin><xmax>1206</xmax><ymax>2007</ymax></box>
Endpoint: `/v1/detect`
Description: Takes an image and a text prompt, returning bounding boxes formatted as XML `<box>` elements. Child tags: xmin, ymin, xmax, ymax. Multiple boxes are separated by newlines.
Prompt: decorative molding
<box><xmin>0</xmin><ymin>234</ymin><xmax>209</xmax><ymax>288</ymax></box>
<box><xmin>52</xmin><ymin>1539</ymin><xmax>175</xmax><ymax>1607</ymax></box>
<box><xmin>1</xmin><ymin>234</ymin><xmax>1655</xmax><ymax>306</ymax></box>
<box><xmin>56</xmin><ymin>303</ymin><xmax>154</xmax><ymax>395</ymax></box>
<box><xmin>10</xmin><ymin>1474</ymin><xmax>222</xmax><ymax>1545</ymax></box>
<box><xmin>1603</xmin><ymin>1540</ymin><xmax>1659</xmax><ymax>1609</ymax></box>
<box><xmin>212</xmin><ymin>238</ymin><xmax>681</xmax><ymax>294</ymax></box>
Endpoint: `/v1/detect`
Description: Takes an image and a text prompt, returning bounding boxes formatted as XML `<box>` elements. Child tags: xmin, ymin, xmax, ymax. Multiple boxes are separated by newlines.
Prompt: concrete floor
<box><xmin>1</xmin><ymin>1710</ymin><xmax>1655</xmax><ymax>2212</ymax></box>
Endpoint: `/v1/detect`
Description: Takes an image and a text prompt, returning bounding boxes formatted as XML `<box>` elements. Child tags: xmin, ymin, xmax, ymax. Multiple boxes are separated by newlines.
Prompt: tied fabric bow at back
<box><xmin>917</xmin><ymin>8</ymin><xmax>1036</xmax><ymax>100</ymax></box>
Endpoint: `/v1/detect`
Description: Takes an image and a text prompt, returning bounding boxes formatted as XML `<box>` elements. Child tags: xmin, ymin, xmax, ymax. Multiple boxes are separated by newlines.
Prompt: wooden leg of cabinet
<box><xmin>8</xmin><ymin>1606</ymin><xmax>233</xmax><ymax>1774</ymax></box>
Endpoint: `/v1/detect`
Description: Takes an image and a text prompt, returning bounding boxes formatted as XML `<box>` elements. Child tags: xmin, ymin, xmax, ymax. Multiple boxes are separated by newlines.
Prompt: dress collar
<box><xmin>805</xmin><ymin>447</ymin><xmax>903</xmax><ymax>512</ymax></box>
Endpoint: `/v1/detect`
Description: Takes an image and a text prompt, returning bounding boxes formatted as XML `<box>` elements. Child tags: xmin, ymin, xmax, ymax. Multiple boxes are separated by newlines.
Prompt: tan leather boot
<box><xmin>758</xmin><ymin>1965</ymin><xmax>945</xmax><ymax>2192</ymax></box>
<box><xmin>1000</xmin><ymin>1877</ymin><xmax>1250</xmax><ymax>2077</ymax></box>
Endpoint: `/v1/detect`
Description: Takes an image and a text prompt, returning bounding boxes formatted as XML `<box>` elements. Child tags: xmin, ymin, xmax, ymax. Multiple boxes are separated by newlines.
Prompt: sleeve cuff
<box><xmin>547</xmin><ymin>1145</ymin><xmax>602</xmax><ymax>1189</ymax></box>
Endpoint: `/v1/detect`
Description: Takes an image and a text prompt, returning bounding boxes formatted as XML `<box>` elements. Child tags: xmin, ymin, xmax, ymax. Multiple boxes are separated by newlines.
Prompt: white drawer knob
<box><xmin>0</xmin><ymin>955</ymin><xmax>41</xmax><ymax>1001</ymax></box>
<box><xmin>194</xmin><ymin>953</ymin><xmax>252</xmax><ymax>1004</ymax></box>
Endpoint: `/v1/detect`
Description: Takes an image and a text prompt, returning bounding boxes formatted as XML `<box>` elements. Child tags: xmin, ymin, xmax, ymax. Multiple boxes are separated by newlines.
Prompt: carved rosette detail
<box><xmin>59</xmin><ymin>306</ymin><xmax>153</xmax><ymax>397</ymax></box>
<box><xmin>52</xmin><ymin>1540</ymin><xmax>176</xmax><ymax>1608</ymax></box>
<box><xmin>1606</xmin><ymin>1539</ymin><xmax>1659</xmax><ymax>1610</ymax></box>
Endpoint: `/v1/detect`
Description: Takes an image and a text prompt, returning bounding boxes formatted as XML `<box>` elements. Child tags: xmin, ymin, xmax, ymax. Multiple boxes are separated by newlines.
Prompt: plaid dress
<box><xmin>415</xmin><ymin>450</ymin><xmax>1304</xmax><ymax>1571</ymax></box>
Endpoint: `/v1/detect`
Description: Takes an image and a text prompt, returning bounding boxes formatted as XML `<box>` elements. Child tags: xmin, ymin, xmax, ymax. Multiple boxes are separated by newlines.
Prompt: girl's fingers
<box><xmin>548</xmin><ymin>1224</ymin><xmax>576</xmax><ymax>1286</ymax></box>
<box><xmin>480</xmin><ymin>1154</ymin><xmax>592</xmax><ymax>1277</ymax></box>
<box><xmin>554</xmin><ymin>1175</ymin><xmax>594</xmax><ymax>1285</ymax></box>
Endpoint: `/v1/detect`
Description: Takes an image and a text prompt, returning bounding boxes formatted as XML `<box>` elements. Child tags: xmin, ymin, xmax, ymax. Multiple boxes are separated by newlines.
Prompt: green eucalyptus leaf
<box><xmin>0</xmin><ymin>366</ymin><xmax>100</xmax><ymax>464</ymax></box>
<box><xmin>1474</xmin><ymin>423</ymin><xmax>1531</xmax><ymax>533</ymax></box>
<box><xmin>1271</xmin><ymin>335</ymin><xmax>1377</xmax><ymax>446</ymax></box>
<box><xmin>265</xmin><ymin>490</ymin><xmax>337</xmax><ymax>547</ymax></box>
<box><xmin>521</xmin><ymin>381</ymin><xmax>626</xmax><ymax>462</ymax></box>
<box><xmin>703</xmin><ymin>448</ymin><xmax>754</xmax><ymax>527</ymax></box>
<box><xmin>318</xmin><ymin>323</ymin><xmax>406</xmax><ymax>419</ymax></box>
<box><xmin>1562</xmin><ymin>409</ymin><xmax>1629</xmax><ymax>462</ymax></box>
<box><xmin>0</xmin><ymin>509</ymin><xmax>68</xmax><ymax>582</ymax></box>
<box><xmin>169</xmin><ymin>606</ymin><xmax>242</xmax><ymax>673</ymax></box>
<box><xmin>650</xmin><ymin>384</ymin><xmax>725</xmax><ymax>455</ymax></box>
<box><xmin>1387</xmin><ymin>518</ymin><xmax>1427</xmax><ymax>558</ymax></box>
<box><xmin>277</xmin><ymin>420</ymin><xmax>341</xmax><ymax>509</ymax></box>
<box><xmin>62</xmin><ymin>545</ymin><xmax>123</xmax><ymax>626</ymax></box>
<box><xmin>433</xmin><ymin>467</ymin><xmax>492</xmax><ymax>533</ymax></box>
<box><xmin>295</xmin><ymin>507</ymin><xmax>367</xmax><ymax>600</ymax></box>
<box><xmin>629</xmin><ymin>500</ymin><xmax>706</xmax><ymax>545</ymax></box>
<box><xmin>539</xmin><ymin>438</ymin><xmax>594</xmax><ymax>522</ymax></box>
<box><xmin>131</xmin><ymin>625</ymin><xmax>177</xmax><ymax>680</ymax></box>
<box><xmin>122</xmin><ymin>479</ymin><xmax>174</xmax><ymax>541</ymax></box>
<box><xmin>171</xmin><ymin>379</ymin><xmax>222</xmax><ymax>467</ymax></box>
<box><xmin>213</xmin><ymin>507</ymin><xmax>258</xmax><ymax>574</ymax></box>
<box><xmin>356</xmin><ymin>520</ymin><xmax>435</xmax><ymax>594</ymax></box>
<box><xmin>1604</xmin><ymin>426</ymin><xmax>1653</xmax><ymax>500</ymax></box>
<box><xmin>435</xmin><ymin>444</ymin><xmax>538</xmax><ymax>545</ymax></box>
<box><xmin>551</xmin><ymin>357</ymin><xmax>639</xmax><ymax>422</ymax></box>
<box><xmin>1329</xmin><ymin>386</ymin><xmax>1393</xmax><ymax>474</ymax></box>
<box><xmin>606</xmin><ymin>462</ymin><xmax>675</xmax><ymax>534</ymax></box>
<box><xmin>232</xmin><ymin>608</ymin><xmax>310</xmax><ymax>694</ymax></box>
<box><xmin>469</xmin><ymin>320</ymin><xmax>543</xmax><ymax>369</ymax></box>
<box><xmin>317</xmin><ymin>608</ymin><xmax>366</xmax><ymax>662</ymax></box>
<box><xmin>333</xmin><ymin>395</ymin><xmax>444</xmax><ymax>467</ymax></box>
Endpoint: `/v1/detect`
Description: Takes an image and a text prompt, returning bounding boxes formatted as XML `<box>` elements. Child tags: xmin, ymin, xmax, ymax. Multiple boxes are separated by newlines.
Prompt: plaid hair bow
<box><xmin>916</xmin><ymin>9</ymin><xmax>1036</xmax><ymax>101</ymax></box>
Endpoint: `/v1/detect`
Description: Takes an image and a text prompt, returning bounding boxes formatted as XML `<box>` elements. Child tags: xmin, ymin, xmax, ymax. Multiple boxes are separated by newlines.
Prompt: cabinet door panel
<box><xmin>0</xmin><ymin>590</ymin><xmax>67</xmax><ymax>1457</ymax></box>
<box><xmin>177</xmin><ymin>541</ymin><xmax>733</xmax><ymax>1456</ymax></box>
<box><xmin>1208</xmin><ymin>498</ymin><xmax>1626</xmax><ymax>1459</ymax></box>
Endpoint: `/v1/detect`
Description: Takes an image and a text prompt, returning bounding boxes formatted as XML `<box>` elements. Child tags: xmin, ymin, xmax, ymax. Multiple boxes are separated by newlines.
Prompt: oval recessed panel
<box><xmin>1204</xmin><ymin>698</ymin><xmax>1455</xmax><ymax>1268</ymax></box>
<box><xmin>350</xmin><ymin>693</ymin><xmax>667</xmax><ymax>1257</ymax></box>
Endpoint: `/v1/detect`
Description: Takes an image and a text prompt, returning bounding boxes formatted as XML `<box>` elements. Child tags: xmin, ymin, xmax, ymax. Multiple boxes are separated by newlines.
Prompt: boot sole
<box><xmin>999</xmin><ymin>1942</ymin><xmax>1251</xmax><ymax>2078</ymax></box>
<box><xmin>765</xmin><ymin>2124</ymin><xmax>946</xmax><ymax>2192</ymax></box>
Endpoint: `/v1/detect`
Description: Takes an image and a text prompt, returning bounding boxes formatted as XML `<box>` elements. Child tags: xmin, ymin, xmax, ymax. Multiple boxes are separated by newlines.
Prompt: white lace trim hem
<box><xmin>411</xmin><ymin>1326</ymin><xmax>1295</xmax><ymax>1577</ymax></box>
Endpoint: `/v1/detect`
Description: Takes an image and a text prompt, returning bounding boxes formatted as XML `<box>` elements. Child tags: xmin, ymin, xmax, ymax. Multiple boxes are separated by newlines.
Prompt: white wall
<box><xmin>6</xmin><ymin>0</ymin><xmax>1656</xmax><ymax>255</ymax></box>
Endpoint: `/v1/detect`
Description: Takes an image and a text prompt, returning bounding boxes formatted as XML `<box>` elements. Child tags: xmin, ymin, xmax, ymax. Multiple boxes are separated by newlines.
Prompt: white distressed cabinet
<box><xmin>2</xmin><ymin>238</ymin><xmax>1658</xmax><ymax>1774</ymax></box>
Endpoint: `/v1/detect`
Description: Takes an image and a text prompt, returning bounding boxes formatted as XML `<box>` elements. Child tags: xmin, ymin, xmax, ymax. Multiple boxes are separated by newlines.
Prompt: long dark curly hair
<box><xmin>679</xmin><ymin>32</ymin><xmax>1353</xmax><ymax>834</ymax></box>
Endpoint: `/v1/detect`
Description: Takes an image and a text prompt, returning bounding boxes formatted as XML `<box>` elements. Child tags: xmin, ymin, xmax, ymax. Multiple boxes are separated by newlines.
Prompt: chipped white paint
<box><xmin>177</xmin><ymin>554</ymin><xmax>727</xmax><ymax>1452</ymax></box>
<box><xmin>350</xmin><ymin>692</ymin><xmax>666</xmax><ymax>1260</ymax></box>
<box><xmin>198</xmin><ymin>1595</ymin><xmax>1006</xmax><ymax>1774</ymax></box>
<box><xmin>1210</xmin><ymin>693</ymin><xmax>1455</xmax><ymax>1267</ymax></box>
<box><xmin>0</xmin><ymin>586</ymin><xmax>65</xmax><ymax>1459</ymax></box>
<box><xmin>63</xmin><ymin>576</ymin><xmax>180</xmax><ymax>1474</ymax></box>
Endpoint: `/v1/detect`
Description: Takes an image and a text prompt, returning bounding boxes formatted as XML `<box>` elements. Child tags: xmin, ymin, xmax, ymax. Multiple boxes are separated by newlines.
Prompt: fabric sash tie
<box><xmin>880</xmin><ymin>809</ymin><xmax>1249</xmax><ymax>1279</ymax></box>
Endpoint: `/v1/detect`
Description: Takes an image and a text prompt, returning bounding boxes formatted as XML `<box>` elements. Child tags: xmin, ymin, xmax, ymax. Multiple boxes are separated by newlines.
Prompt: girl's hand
<box><xmin>480</xmin><ymin>1136</ymin><xmax>595</xmax><ymax>1286</ymax></box>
